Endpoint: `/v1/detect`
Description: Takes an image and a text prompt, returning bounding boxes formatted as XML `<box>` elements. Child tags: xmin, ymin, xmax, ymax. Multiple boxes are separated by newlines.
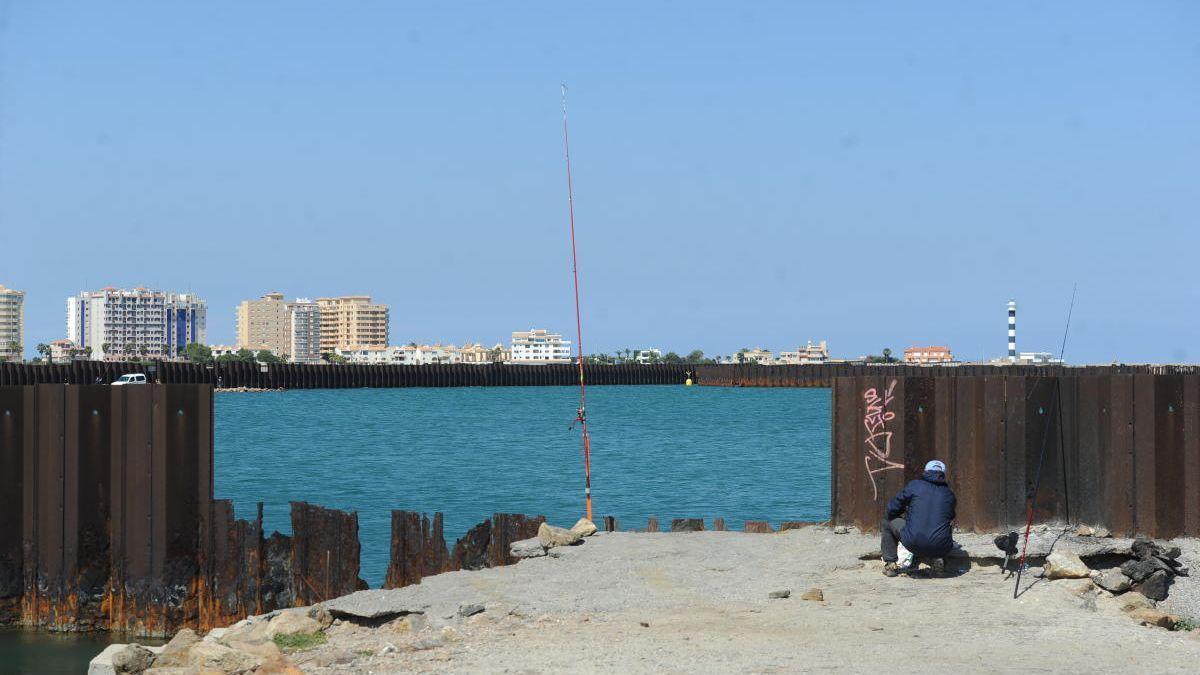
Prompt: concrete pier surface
<box><xmin>99</xmin><ymin>526</ymin><xmax>1200</xmax><ymax>673</ymax></box>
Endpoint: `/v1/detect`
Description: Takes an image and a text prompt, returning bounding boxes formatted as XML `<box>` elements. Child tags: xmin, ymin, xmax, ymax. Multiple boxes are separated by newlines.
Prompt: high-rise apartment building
<box><xmin>289</xmin><ymin>299</ymin><xmax>322</xmax><ymax>363</ymax></box>
<box><xmin>0</xmin><ymin>284</ymin><xmax>25</xmax><ymax>361</ymax></box>
<box><xmin>66</xmin><ymin>287</ymin><xmax>207</xmax><ymax>361</ymax></box>
<box><xmin>316</xmin><ymin>296</ymin><xmax>389</xmax><ymax>353</ymax></box>
<box><xmin>510</xmin><ymin>329</ymin><xmax>572</xmax><ymax>364</ymax></box>
<box><xmin>237</xmin><ymin>292</ymin><xmax>291</xmax><ymax>356</ymax></box>
<box><xmin>236</xmin><ymin>293</ymin><xmax>323</xmax><ymax>362</ymax></box>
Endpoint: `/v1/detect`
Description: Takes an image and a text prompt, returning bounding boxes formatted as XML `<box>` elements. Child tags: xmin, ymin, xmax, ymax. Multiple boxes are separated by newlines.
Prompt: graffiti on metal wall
<box><xmin>863</xmin><ymin>380</ymin><xmax>904</xmax><ymax>500</ymax></box>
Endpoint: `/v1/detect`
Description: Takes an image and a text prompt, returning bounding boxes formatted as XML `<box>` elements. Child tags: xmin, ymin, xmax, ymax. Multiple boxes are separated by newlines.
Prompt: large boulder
<box><xmin>1094</xmin><ymin>570</ymin><xmax>1131</xmax><ymax>594</ymax></box>
<box><xmin>185</xmin><ymin>640</ymin><xmax>266</xmax><ymax>672</ymax></box>
<box><xmin>571</xmin><ymin>518</ymin><xmax>598</xmax><ymax>537</ymax></box>
<box><xmin>1043</xmin><ymin>550</ymin><xmax>1090</xmax><ymax>580</ymax></box>
<box><xmin>266</xmin><ymin>609</ymin><xmax>324</xmax><ymax>638</ymax></box>
<box><xmin>150</xmin><ymin>629</ymin><xmax>201</xmax><ymax>668</ymax></box>
<box><xmin>110</xmin><ymin>644</ymin><xmax>156</xmax><ymax>674</ymax></box>
<box><xmin>1134</xmin><ymin>570</ymin><xmax>1172</xmax><ymax>601</ymax></box>
<box><xmin>510</xmin><ymin>537</ymin><xmax>547</xmax><ymax>558</ymax></box>
<box><xmin>538</xmin><ymin>522</ymin><xmax>582</xmax><ymax>548</ymax></box>
<box><xmin>1121</xmin><ymin>558</ymin><xmax>1165</xmax><ymax>583</ymax></box>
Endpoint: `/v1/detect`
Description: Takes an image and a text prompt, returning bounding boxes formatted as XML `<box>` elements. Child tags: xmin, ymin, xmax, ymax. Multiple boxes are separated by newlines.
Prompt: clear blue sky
<box><xmin>2</xmin><ymin>2</ymin><xmax>1198</xmax><ymax>362</ymax></box>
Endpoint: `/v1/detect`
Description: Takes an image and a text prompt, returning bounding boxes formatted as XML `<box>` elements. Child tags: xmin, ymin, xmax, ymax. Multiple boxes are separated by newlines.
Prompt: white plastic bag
<box><xmin>896</xmin><ymin>542</ymin><xmax>914</xmax><ymax>570</ymax></box>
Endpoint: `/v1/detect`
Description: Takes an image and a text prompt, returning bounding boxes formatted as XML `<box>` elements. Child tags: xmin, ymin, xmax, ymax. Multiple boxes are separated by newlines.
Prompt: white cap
<box><xmin>925</xmin><ymin>460</ymin><xmax>946</xmax><ymax>473</ymax></box>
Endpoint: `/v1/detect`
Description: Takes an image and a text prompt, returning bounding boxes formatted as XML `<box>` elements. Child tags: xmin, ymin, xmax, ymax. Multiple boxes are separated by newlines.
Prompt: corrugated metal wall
<box><xmin>831</xmin><ymin>374</ymin><xmax>1200</xmax><ymax>539</ymax></box>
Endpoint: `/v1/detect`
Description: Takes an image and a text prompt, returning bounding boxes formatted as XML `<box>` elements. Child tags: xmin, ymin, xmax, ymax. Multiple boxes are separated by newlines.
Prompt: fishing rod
<box><xmin>561</xmin><ymin>84</ymin><xmax>593</xmax><ymax>522</ymax></box>
<box><xmin>1013</xmin><ymin>283</ymin><xmax>1077</xmax><ymax>598</ymax></box>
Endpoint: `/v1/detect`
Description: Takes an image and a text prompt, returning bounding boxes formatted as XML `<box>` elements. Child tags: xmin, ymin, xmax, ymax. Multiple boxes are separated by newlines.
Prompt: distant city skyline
<box><xmin>2</xmin><ymin>3</ymin><xmax>1197</xmax><ymax>363</ymax></box>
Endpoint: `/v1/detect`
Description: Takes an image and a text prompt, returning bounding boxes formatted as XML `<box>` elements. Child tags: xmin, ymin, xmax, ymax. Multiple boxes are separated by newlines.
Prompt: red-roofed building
<box><xmin>904</xmin><ymin>346</ymin><xmax>953</xmax><ymax>365</ymax></box>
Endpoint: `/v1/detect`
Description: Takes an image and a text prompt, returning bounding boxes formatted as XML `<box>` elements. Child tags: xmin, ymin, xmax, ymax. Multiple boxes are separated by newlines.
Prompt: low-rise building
<box><xmin>458</xmin><ymin>342</ymin><xmax>510</xmax><ymax>364</ymax></box>
<box><xmin>510</xmin><ymin>329</ymin><xmax>572</xmax><ymax>364</ymax></box>
<box><xmin>904</xmin><ymin>346</ymin><xmax>953</xmax><ymax>365</ymax></box>
<box><xmin>778</xmin><ymin>341</ymin><xmax>830</xmax><ymax>364</ymax></box>
<box><xmin>736</xmin><ymin>347</ymin><xmax>774</xmax><ymax>365</ymax></box>
<box><xmin>633</xmin><ymin>348</ymin><xmax>662</xmax><ymax>364</ymax></box>
<box><xmin>49</xmin><ymin>339</ymin><xmax>81</xmax><ymax>363</ymax></box>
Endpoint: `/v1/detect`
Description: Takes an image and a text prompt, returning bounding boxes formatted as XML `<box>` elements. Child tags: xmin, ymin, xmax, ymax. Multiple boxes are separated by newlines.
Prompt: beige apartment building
<box><xmin>236</xmin><ymin>293</ymin><xmax>291</xmax><ymax>357</ymax></box>
<box><xmin>236</xmin><ymin>293</ymin><xmax>324</xmax><ymax>362</ymax></box>
<box><xmin>0</xmin><ymin>284</ymin><xmax>25</xmax><ymax>361</ymax></box>
<box><xmin>317</xmin><ymin>296</ymin><xmax>389</xmax><ymax>353</ymax></box>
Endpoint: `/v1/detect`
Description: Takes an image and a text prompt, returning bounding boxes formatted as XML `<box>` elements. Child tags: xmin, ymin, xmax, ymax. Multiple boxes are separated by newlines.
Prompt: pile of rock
<box><xmin>1098</xmin><ymin>538</ymin><xmax>1188</xmax><ymax>601</ymax></box>
<box><xmin>89</xmin><ymin>606</ymin><xmax>332</xmax><ymax>674</ymax></box>
<box><xmin>509</xmin><ymin>518</ymin><xmax>597</xmax><ymax>559</ymax></box>
<box><xmin>1040</xmin><ymin>537</ymin><xmax>1189</xmax><ymax>631</ymax></box>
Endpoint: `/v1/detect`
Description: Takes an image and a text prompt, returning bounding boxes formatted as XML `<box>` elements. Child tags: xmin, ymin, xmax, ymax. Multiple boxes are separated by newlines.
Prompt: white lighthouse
<box><xmin>1007</xmin><ymin>300</ymin><xmax>1017</xmax><ymax>362</ymax></box>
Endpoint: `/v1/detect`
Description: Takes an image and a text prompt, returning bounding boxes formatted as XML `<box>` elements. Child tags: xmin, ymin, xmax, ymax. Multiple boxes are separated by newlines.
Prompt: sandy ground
<box><xmin>293</xmin><ymin>527</ymin><xmax>1200</xmax><ymax>674</ymax></box>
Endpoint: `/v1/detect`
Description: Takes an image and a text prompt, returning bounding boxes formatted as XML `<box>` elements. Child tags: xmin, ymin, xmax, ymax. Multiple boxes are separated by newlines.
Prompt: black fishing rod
<box><xmin>1013</xmin><ymin>283</ymin><xmax>1077</xmax><ymax>598</ymax></box>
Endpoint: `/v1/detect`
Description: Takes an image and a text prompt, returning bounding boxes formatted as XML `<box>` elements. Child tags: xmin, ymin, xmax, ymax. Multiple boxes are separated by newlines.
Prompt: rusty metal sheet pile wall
<box><xmin>831</xmin><ymin>374</ymin><xmax>1200</xmax><ymax>539</ymax></box>
<box><xmin>0</xmin><ymin>384</ymin><xmax>372</xmax><ymax>636</ymax></box>
<box><xmin>383</xmin><ymin>512</ymin><xmax>545</xmax><ymax>590</ymax></box>
<box><xmin>696</xmin><ymin>363</ymin><xmax>1200</xmax><ymax>388</ymax></box>
<box><xmin>0</xmin><ymin>362</ymin><xmax>691</xmax><ymax>388</ymax></box>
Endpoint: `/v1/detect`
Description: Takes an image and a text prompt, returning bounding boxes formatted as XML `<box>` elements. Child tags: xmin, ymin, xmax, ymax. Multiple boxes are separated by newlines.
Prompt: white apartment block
<box><xmin>0</xmin><ymin>284</ymin><xmax>24</xmax><ymax>361</ymax></box>
<box><xmin>289</xmin><ymin>299</ymin><xmax>322</xmax><ymax>363</ymax></box>
<box><xmin>777</xmin><ymin>340</ymin><xmax>830</xmax><ymax>364</ymax></box>
<box><xmin>510</xmin><ymin>329</ymin><xmax>572</xmax><ymax>364</ymax></box>
<box><xmin>735</xmin><ymin>347</ymin><xmax>774</xmax><ymax>365</ymax></box>
<box><xmin>67</xmin><ymin>287</ymin><xmax>207</xmax><ymax>361</ymax></box>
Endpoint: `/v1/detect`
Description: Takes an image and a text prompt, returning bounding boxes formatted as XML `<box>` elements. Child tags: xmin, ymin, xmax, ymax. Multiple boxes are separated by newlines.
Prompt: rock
<box><xmin>833</xmin><ymin>526</ymin><xmax>850</xmax><ymax>535</ymax></box>
<box><xmin>266</xmin><ymin>609</ymin><xmax>323</xmax><ymax>638</ymax></box>
<box><xmin>571</xmin><ymin>518</ymin><xmax>598</xmax><ymax>536</ymax></box>
<box><xmin>767</xmin><ymin>589</ymin><xmax>791</xmax><ymax>599</ymax></box>
<box><xmin>325</xmin><ymin>590</ymin><xmax>427</xmax><ymax>620</ymax></box>
<box><xmin>308</xmin><ymin>603</ymin><xmax>333</xmax><ymax>629</ymax></box>
<box><xmin>1095</xmin><ymin>570</ymin><xmax>1131</xmax><ymax>593</ymax></box>
<box><xmin>800</xmin><ymin>588</ymin><xmax>824</xmax><ymax>602</ymax></box>
<box><xmin>670</xmin><ymin>518</ymin><xmax>705</xmax><ymax>532</ymax></box>
<box><xmin>1044</xmin><ymin>550</ymin><xmax>1090</xmax><ymax>579</ymax></box>
<box><xmin>152</xmin><ymin>629</ymin><xmax>200</xmax><ymax>668</ymax></box>
<box><xmin>411</xmin><ymin>635</ymin><xmax>445</xmax><ymax>651</ymax></box>
<box><xmin>1064</xmin><ymin>579</ymin><xmax>1095</xmax><ymax>598</ymax></box>
<box><xmin>1131</xmin><ymin>538</ymin><xmax>1161</xmax><ymax>560</ymax></box>
<box><xmin>313</xmin><ymin>649</ymin><xmax>356</xmax><ymax>667</ymax></box>
<box><xmin>1121</xmin><ymin>558</ymin><xmax>1163</xmax><ymax>583</ymax></box>
<box><xmin>458</xmin><ymin>603</ymin><xmax>485</xmax><ymax>618</ymax></box>
<box><xmin>538</xmin><ymin>522</ymin><xmax>582</xmax><ymax>548</ymax></box>
<box><xmin>1075</xmin><ymin>525</ymin><xmax>1095</xmax><ymax>537</ymax></box>
<box><xmin>1092</xmin><ymin>527</ymin><xmax>1112</xmax><ymax>538</ymax></box>
<box><xmin>89</xmin><ymin>644</ymin><xmax>126</xmax><ymax>675</ymax></box>
<box><xmin>380</xmin><ymin>643</ymin><xmax>398</xmax><ymax>655</ymax></box>
<box><xmin>510</xmin><ymin>537</ymin><xmax>547</xmax><ymax>558</ymax></box>
<box><xmin>1129</xmin><ymin>608</ymin><xmax>1178</xmax><ymax>630</ymax></box>
<box><xmin>1134</xmin><ymin>570</ymin><xmax>1172</xmax><ymax>601</ymax></box>
<box><xmin>1117</xmin><ymin>593</ymin><xmax>1154</xmax><ymax>613</ymax></box>
<box><xmin>110</xmin><ymin>643</ymin><xmax>156</xmax><ymax>674</ymax></box>
<box><xmin>185</xmin><ymin>641</ymin><xmax>264</xmax><ymax>672</ymax></box>
<box><xmin>1160</xmin><ymin>545</ymin><xmax>1182</xmax><ymax>560</ymax></box>
<box><xmin>744</xmin><ymin>521</ymin><xmax>774</xmax><ymax>534</ymax></box>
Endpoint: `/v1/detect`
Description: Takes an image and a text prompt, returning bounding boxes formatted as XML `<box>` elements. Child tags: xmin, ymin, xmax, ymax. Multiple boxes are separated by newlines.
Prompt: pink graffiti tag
<box><xmin>863</xmin><ymin>380</ymin><xmax>904</xmax><ymax>500</ymax></box>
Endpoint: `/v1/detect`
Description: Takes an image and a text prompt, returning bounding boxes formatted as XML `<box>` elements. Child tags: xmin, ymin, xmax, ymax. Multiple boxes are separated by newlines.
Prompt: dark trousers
<box><xmin>880</xmin><ymin>517</ymin><xmax>906</xmax><ymax>563</ymax></box>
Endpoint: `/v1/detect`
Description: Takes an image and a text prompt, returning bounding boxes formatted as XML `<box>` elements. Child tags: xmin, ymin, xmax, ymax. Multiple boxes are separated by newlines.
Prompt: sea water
<box><xmin>215</xmin><ymin>385</ymin><xmax>832</xmax><ymax>587</ymax></box>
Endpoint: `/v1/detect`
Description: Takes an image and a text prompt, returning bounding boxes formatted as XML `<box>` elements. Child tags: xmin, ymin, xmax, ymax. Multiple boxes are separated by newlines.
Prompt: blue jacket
<box><xmin>886</xmin><ymin>470</ymin><xmax>957</xmax><ymax>557</ymax></box>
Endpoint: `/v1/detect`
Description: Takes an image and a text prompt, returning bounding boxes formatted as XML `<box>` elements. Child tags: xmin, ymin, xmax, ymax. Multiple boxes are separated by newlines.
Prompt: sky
<box><xmin>1</xmin><ymin>2</ymin><xmax>1198</xmax><ymax>363</ymax></box>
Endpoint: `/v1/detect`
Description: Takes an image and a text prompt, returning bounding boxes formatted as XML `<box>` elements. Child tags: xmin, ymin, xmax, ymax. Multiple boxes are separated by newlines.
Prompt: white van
<box><xmin>112</xmin><ymin>373</ymin><xmax>148</xmax><ymax>386</ymax></box>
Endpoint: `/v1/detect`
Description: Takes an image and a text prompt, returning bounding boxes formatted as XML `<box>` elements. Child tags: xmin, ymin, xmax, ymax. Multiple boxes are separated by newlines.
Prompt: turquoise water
<box><xmin>0</xmin><ymin>630</ymin><xmax>163</xmax><ymax>674</ymax></box>
<box><xmin>214</xmin><ymin>385</ymin><xmax>831</xmax><ymax>586</ymax></box>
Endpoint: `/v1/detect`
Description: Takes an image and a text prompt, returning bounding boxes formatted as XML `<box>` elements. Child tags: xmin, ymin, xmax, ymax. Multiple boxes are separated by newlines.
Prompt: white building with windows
<box><xmin>67</xmin><ymin>287</ymin><xmax>207</xmax><ymax>361</ymax></box>
<box><xmin>778</xmin><ymin>341</ymin><xmax>830</xmax><ymax>364</ymax></box>
<box><xmin>510</xmin><ymin>329</ymin><xmax>572</xmax><ymax>364</ymax></box>
<box><xmin>633</xmin><ymin>348</ymin><xmax>662</xmax><ymax>364</ymax></box>
<box><xmin>289</xmin><ymin>299</ymin><xmax>322</xmax><ymax>363</ymax></box>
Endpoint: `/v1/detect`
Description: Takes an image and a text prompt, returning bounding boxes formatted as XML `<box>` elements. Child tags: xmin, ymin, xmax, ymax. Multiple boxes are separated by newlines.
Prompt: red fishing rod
<box><xmin>1013</xmin><ymin>283</ymin><xmax>1077</xmax><ymax>598</ymax></box>
<box><xmin>561</xmin><ymin>84</ymin><xmax>593</xmax><ymax>521</ymax></box>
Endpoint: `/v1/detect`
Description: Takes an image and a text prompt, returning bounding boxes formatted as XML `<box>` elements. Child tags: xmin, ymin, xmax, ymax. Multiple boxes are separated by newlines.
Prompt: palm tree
<box><xmin>83</xmin><ymin>346</ymin><xmax>93</xmax><ymax>360</ymax></box>
<box><xmin>882</xmin><ymin>347</ymin><xmax>893</xmax><ymax>363</ymax></box>
<box><xmin>36</xmin><ymin>343</ymin><xmax>51</xmax><ymax>363</ymax></box>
